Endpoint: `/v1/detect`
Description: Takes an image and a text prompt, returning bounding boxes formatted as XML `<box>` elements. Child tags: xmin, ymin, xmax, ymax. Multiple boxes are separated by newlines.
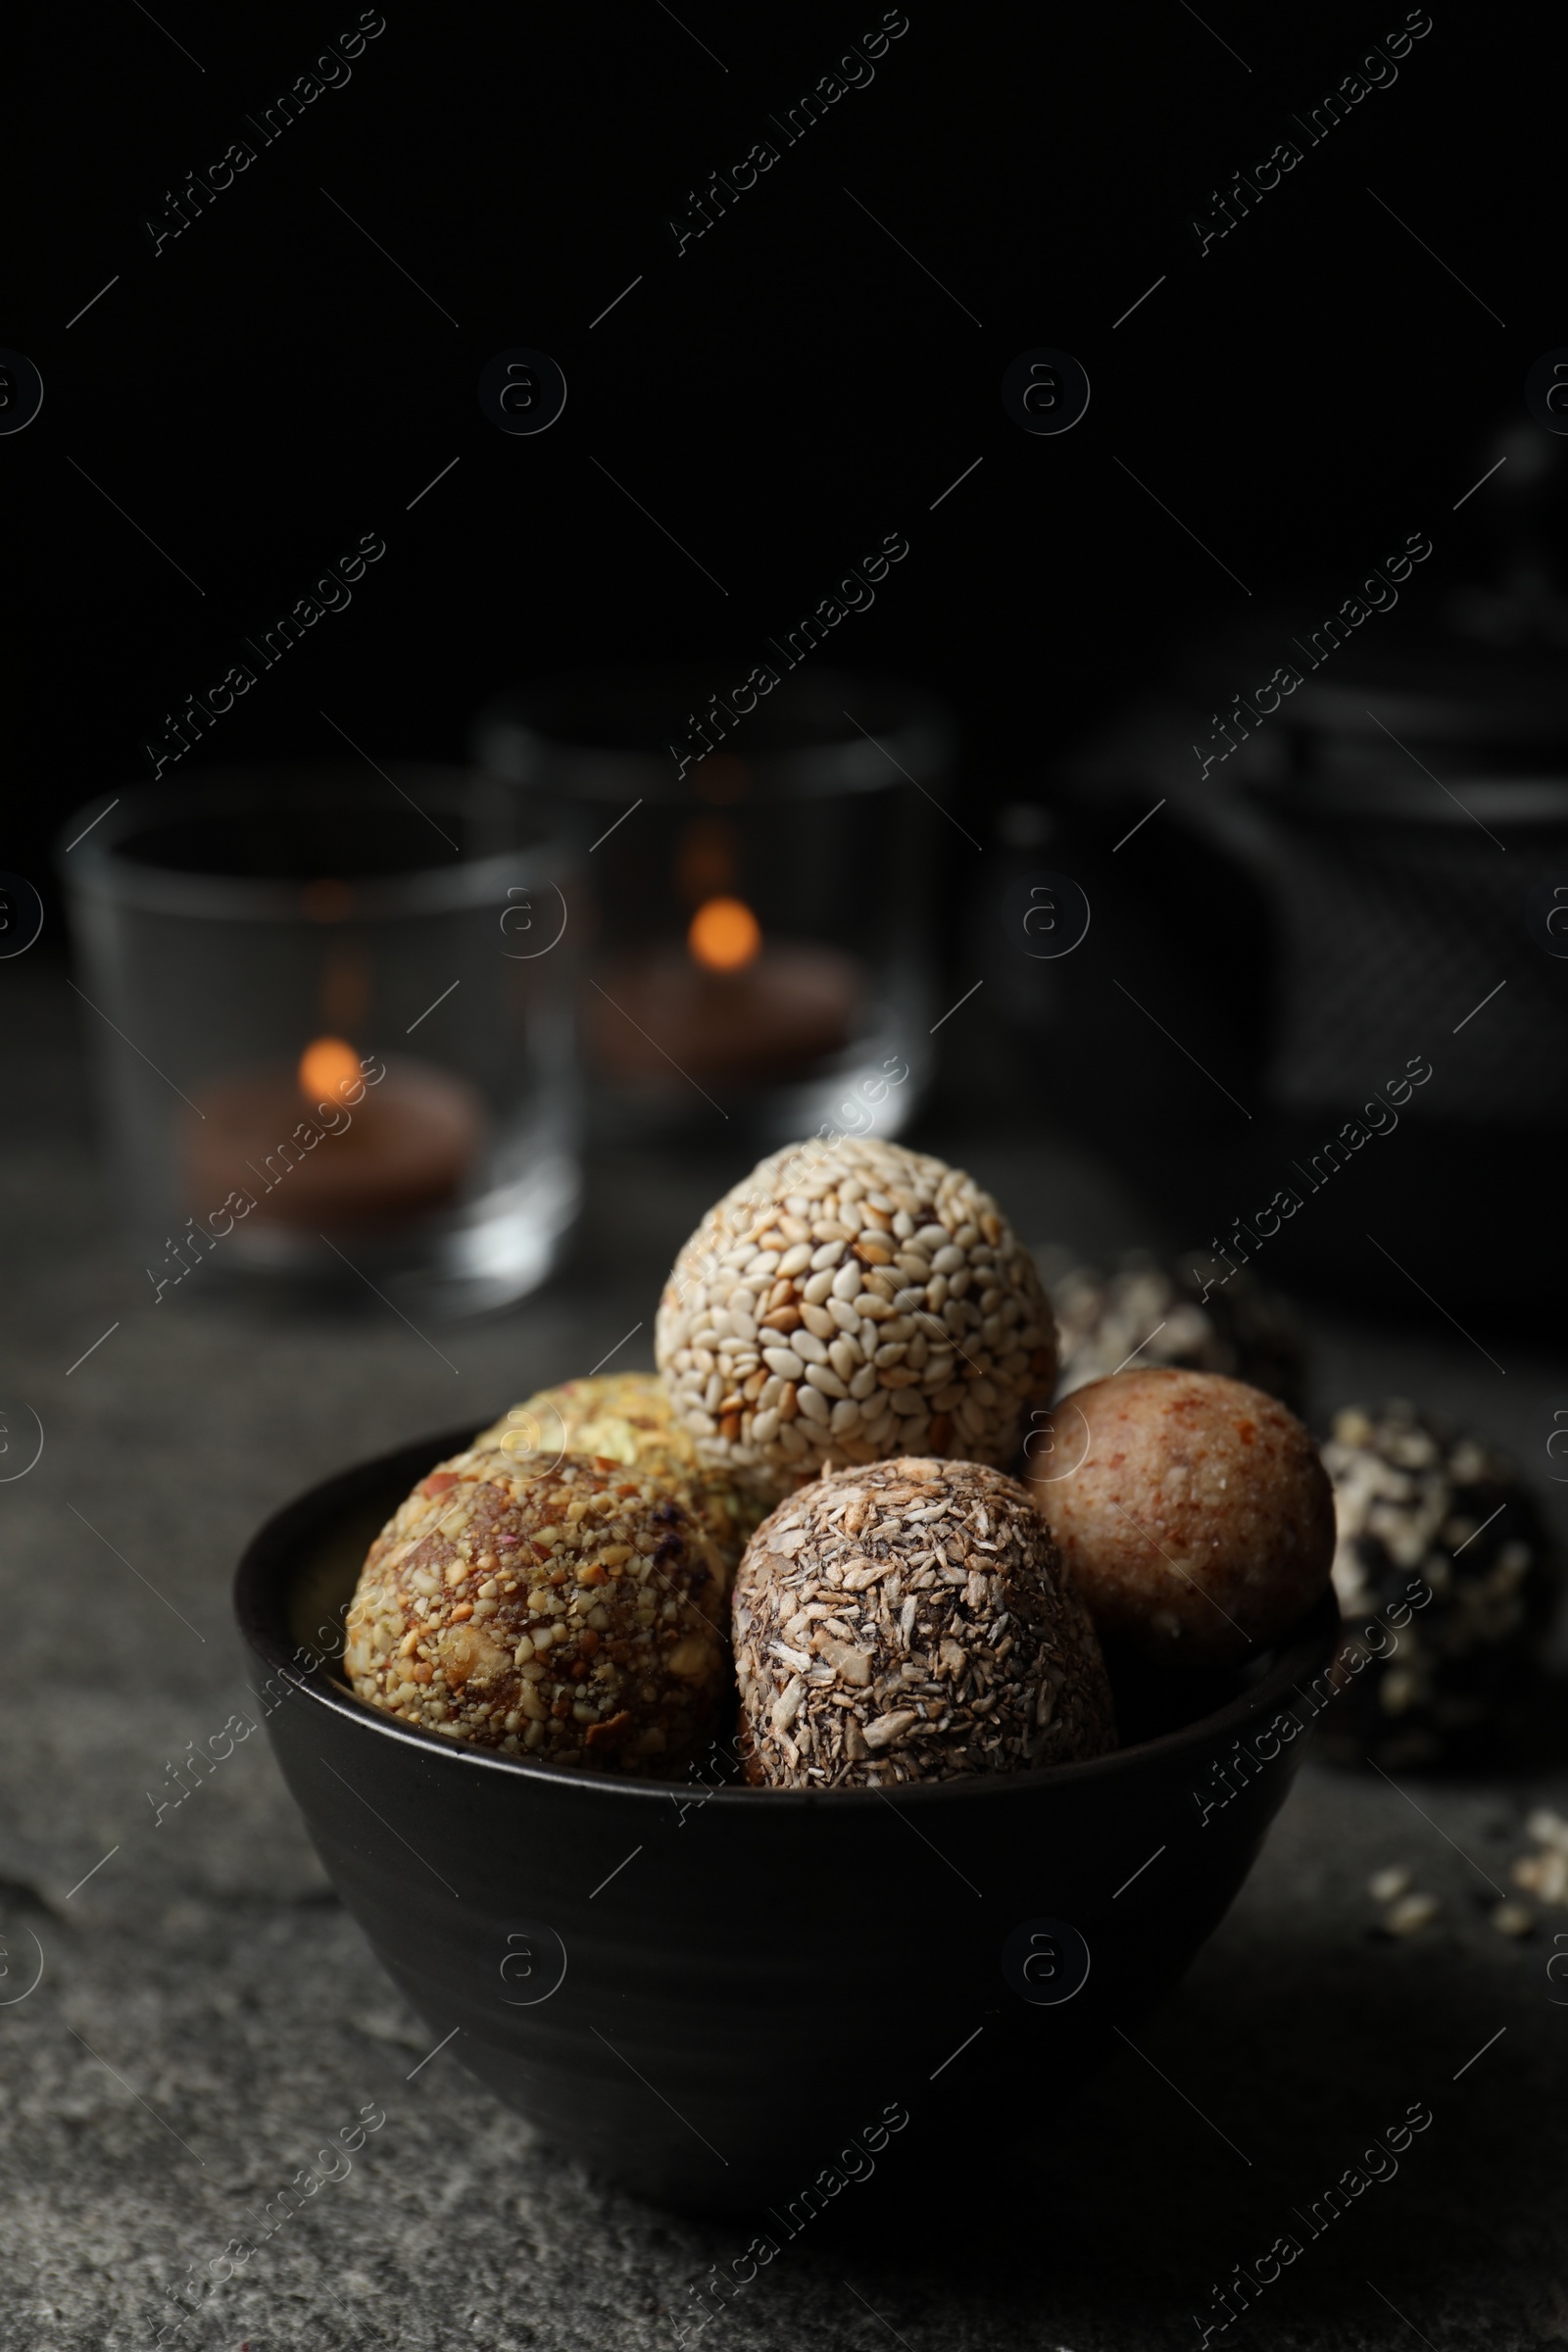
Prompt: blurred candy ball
<box><xmin>1317</xmin><ymin>1400</ymin><xmax>1558</xmax><ymax>1769</ymax></box>
<box><xmin>1043</xmin><ymin>1247</ymin><xmax>1308</xmax><ymax>1416</ymax></box>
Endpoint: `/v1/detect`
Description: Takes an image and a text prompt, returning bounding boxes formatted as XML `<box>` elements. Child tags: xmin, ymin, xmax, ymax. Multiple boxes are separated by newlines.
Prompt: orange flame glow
<box><xmin>687</xmin><ymin>896</ymin><xmax>761</xmax><ymax>973</ymax></box>
<box><xmin>298</xmin><ymin>1035</ymin><xmax>364</xmax><ymax>1104</ymax></box>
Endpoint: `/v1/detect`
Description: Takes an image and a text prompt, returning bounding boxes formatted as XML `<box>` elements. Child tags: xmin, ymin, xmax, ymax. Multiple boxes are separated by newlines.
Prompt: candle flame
<box><xmin>298</xmin><ymin>1035</ymin><xmax>364</xmax><ymax>1104</ymax></box>
<box><xmin>688</xmin><ymin>896</ymin><xmax>761</xmax><ymax>973</ymax></box>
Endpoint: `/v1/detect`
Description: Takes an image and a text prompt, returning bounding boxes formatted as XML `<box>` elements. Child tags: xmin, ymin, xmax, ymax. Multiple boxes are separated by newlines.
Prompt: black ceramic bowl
<box><xmin>235</xmin><ymin>1430</ymin><xmax>1340</xmax><ymax>2213</ymax></box>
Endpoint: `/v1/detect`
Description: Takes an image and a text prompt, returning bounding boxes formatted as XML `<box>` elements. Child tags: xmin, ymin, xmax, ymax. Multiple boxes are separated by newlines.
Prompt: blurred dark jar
<box><xmin>1207</xmin><ymin>648</ymin><xmax>1568</xmax><ymax>1131</ymax></box>
<box><xmin>1045</xmin><ymin>633</ymin><xmax>1568</xmax><ymax>1325</ymax></box>
<box><xmin>475</xmin><ymin>668</ymin><xmax>953</xmax><ymax>1145</ymax></box>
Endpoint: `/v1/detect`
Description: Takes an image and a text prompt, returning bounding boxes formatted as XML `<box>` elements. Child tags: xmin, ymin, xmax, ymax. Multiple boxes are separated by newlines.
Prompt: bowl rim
<box><xmin>234</xmin><ymin>1425</ymin><xmax>1345</xmax><ymax>1811</ymax></box>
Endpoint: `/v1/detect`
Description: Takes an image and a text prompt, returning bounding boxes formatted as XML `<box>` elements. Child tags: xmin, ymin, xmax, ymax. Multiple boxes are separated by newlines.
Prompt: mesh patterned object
<box><xmin>471</xmin><ymin>1373</ymin><xmax>765</xmax><ymax>1584</ymax></box>
<box><xmin>656</xmin><ymin>1138</ymin><xmax>1057</xmax><ymax>1501</ymax></box>
<box><xmin>1253</xmin><ymin>818</ymin><xmax>1561</xmax><ymax>1126</ymax></box>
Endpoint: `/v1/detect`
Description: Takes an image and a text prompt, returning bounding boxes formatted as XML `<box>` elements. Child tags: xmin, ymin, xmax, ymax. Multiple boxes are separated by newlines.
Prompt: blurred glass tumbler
<box><xmin>474</xmin><ymin>668</ymin><xmax>954</xmax><ymax>1141</ymax></box>
<box><xmin>60</xmin><ymin>766</ymin><xmax>581</xmax><ymax>1316</ymax></box>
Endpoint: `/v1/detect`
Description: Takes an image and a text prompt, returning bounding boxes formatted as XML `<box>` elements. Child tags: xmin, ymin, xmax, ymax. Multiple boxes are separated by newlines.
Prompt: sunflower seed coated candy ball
<box><xmin>345</xmin><ymin>1447</ymin><xmax>729</xmax><ymax>1774</ymax></box>
<box><xmin>470</xmin><ymin>1372</ymin><xmax>765</xmax><ymax>1584</ymax></box>
<box><xmin>655</xmin><ymin>1138</ymin><xmax>1057</xmax><ymax>1500</ymax></box>
<box><xmin>734</xmin><ymin>1456</ymin><xmax>1117</xmax><ymax>1788</ymax></box>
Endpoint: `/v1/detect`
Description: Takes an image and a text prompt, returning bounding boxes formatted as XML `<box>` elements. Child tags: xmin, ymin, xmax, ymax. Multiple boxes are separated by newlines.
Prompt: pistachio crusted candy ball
<box><xmin>734</xmin><ymin>1457</ymin><xmax>1116</xmax><ymax>1788</ymax></box>
<box><xmin>656</xmin><ymin>1138</ymin><xmax>1057</xmax><ymax>1501</ymax></box>
<box><xmin>470</xmin><ymin>1372</ymin><xmax>765</xmax><ymax>1584</ymax></box>
<box><xmin>344</xmin><ymin>1448</ymin><xmax>728</xmax><ymax>1774</ymax></box>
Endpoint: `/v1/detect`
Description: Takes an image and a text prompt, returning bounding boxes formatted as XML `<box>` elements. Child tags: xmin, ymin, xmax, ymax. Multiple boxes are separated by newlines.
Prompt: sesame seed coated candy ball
<box><xmin>1315</xmin><ymin>1400</ymin><xmax>1558</xmax><ymax>1770</ymax></box>
<box><xmin>1047</xmin><ymin>1248</ymin><xmax>1307</xmax><ymax>1417</ymax></box>
<box><xmin>734</xmin><ymin>1457</ymin><xmax>1116</xmax><ymax>1788</ymax></box>
<box><xmin>1030</xmin><ymin>1367</ymin><xmax>1335</xmax><ymax>1667</ymax></box>
<box><xmin>344</xmin><ymin>1447</ymin><xmax>729</xmax><ymax>1774</ymax></box>
<box><xmin>655</xmin><ymin>1138</ymin><xmax>1057</xmax><ymax>1502</ymax></box>
<box><xmin>470</xmin><ymin>1372</ymin><xmax>765</xmax><ymax>1585</ymax></box>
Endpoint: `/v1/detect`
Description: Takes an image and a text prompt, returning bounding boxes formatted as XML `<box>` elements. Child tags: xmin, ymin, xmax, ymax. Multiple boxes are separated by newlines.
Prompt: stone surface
<box><xmin>2</xmin><ymin>956</ymin><xmax>1565</xmax><ymax>2351</ymax></box>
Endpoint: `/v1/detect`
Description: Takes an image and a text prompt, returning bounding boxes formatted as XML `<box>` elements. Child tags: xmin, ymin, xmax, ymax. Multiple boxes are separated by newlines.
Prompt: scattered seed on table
<box><xmin>1384</xmin><ymin>1892</ymin><xmax>1440</xmax><ymax>1936</ymax></box>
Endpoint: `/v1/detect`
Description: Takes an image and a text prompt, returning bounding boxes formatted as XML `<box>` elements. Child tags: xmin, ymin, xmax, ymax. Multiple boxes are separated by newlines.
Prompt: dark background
<box><xmin>6</xmin><ymin>0</ymin><xmax>1562</xmax><ymax>1327</ymax></box>
<box><xmin>7</xmin><ymin>0</ymin><xmax>1546</xmax><ymax>865</ymax></box>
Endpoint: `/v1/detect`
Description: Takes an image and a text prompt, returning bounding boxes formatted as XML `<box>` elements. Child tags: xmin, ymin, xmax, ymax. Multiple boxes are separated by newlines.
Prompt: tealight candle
<box><xmin>185</xmin><ymin>1036</ymin><xmax>485</xmax><ymax>1230</ymax></box>
<box><xmin>474</xmin><ymin>667</ymin><xmax>954</xmax><ymax>1135</ymax></box>
<box><xmin>588</xmin><ymin>896</ymin><xmax>860</xmax><ymax>1086</ymax></box>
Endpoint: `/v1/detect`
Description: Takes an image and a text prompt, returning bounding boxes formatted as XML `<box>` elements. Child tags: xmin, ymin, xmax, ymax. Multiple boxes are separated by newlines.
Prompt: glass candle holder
<box><xmin>60</xmin><ymin>764</ymin><xmax>581</xmax><ymax>1319</ymax></box>
<box><xmin>474</xmin><ymin>667</ymin><xmax>954</xmax><ymax>1143</ymax></box>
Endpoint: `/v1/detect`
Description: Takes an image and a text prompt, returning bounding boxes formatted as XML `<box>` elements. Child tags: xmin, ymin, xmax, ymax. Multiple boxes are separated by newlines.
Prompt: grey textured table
<box><xmin>3</xmin><ymin>956</ymin><xmax>1565</xmax><ymax>2352</ymax></box>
